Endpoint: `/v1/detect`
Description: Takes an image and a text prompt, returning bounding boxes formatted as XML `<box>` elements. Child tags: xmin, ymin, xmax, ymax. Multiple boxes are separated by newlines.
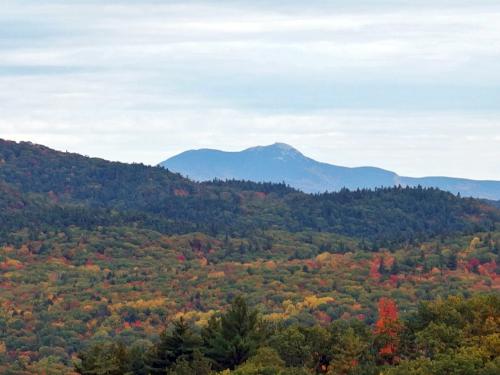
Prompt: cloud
<box><xmin>2</xmin><ymin>108</ymin><xmax>499</xmax><ymax>180</ymax></box>
<box><xmin>0</xmin><ymin>0</ymin><xmax>499</xmax><ymax>179</ymax></box>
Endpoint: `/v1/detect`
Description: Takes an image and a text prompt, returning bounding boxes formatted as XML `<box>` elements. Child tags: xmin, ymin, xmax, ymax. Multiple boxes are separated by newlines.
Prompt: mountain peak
<box><xmin>270</xmin><ymin>142</ymin><xmax>295</xmax><ymax>149</ymax></box>
<box><xmin>245</xmin><ymin>142</ymin><xmax>303</xmax><ymax>157</ymax></box>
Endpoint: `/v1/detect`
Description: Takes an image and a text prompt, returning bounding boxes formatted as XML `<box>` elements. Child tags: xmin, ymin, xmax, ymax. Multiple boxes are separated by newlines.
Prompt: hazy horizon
<box><xmin>1</xmin><ymin>1</ymin><xmax>499</xmax><ymax>180</ymax></box>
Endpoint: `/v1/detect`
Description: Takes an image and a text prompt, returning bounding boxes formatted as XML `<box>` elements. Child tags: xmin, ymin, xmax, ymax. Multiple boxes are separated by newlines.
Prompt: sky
<box><xmin>1</xmin><ymin>0</ymin><xmax>499</xmax><ymax>180</ymax></box>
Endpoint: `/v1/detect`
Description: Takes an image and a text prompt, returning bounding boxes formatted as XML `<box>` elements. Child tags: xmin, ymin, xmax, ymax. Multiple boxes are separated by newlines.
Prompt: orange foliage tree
<box><xmin>374</xmin><ymin>297</ymin><xmax>401</xmax><ymax>364</ymax></box>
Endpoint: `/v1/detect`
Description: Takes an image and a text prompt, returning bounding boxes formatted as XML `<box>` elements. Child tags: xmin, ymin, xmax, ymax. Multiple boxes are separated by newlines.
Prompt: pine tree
<box><xmin>148</xmin><ymin>318</ymin><xmax>201</xmax><ymax>374</ymax></box>
<box><xmin>167</xmin><ymin>350</ymin><xmax>212</xmax><ymax>375</ymax></box>
<box><xmin>203</xmin><ymin>296</ymin><xmax>259</xmax><ymax>370</ymax></box>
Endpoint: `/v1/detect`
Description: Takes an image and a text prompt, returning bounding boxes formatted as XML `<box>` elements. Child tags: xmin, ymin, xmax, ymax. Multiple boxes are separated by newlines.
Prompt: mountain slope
<box><xmin>161</xmin><ymin>143</ymin><xmax>399</xmax><ymax>193</ymax></box>
<box><xmin>0</xmin><ymin>139</ymin><xmax>497</xmax><ymax>245</ymax></box>
<box><xmin>160</xmin><ymin>143</ymin><xmax>500</xmax><ymax>199</ymax></box>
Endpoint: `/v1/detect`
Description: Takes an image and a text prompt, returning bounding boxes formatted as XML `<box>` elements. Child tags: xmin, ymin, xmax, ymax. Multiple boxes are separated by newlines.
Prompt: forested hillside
<box><xmin>0</xmin><ymin>139</ymin><xmax>497</xmax><ymax>245</ymax></box>
<box><xmin>0</xmin><ymin>139</ymin><xmax>498</xmax><ymax>374</ymax></box>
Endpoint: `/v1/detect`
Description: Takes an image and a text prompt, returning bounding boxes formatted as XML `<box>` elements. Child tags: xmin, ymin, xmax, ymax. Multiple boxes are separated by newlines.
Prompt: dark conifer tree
<box><xmin>447</xmin><ymin>253</ymin><xmax>458</xmax><ymax>270</ymax></box>
<box><xmin>148</xmin><ymin>318</ymin><xmax>201</xmax><ymax>374</ymax></box>
<box><xmin>390</xmin><ymin>259</ymin><xmax>399</xmax><ymax>275</ymax></box>
<box><xmin>202</xmin><ymin>296</ymin><xmax>259</xmax><ymax>370</ymax></box>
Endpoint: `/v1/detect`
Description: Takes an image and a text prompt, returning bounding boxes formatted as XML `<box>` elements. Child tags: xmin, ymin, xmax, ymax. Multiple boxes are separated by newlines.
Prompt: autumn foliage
<box><xmin>374</xmin><ymin>297</ymin><xmax>401</xmax><ymax>363</ymax></box>
<box><xmin>0</xmin><ymin>140</ymin><xmax>498</xmax><ymax>373</ymax></box>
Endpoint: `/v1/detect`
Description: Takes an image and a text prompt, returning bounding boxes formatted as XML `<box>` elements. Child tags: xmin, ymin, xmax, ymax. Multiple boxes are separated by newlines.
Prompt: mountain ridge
<box><xmin>160</xmin><ymin>143</ymin><xmax>500</xmax><ymax>200</ymax></box>
<box><xmin>1</xmin><ymin>138</ymin><xmax>496</xmax><ymax>245</ymax></box>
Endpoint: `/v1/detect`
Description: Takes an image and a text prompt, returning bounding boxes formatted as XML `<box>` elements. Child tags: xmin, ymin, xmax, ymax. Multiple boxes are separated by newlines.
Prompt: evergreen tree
<box><xmin>203</xmin><ymin>296</ymin><xmax>260</xmax><ymax>370</ymax></box>
<box><xmin>447</xmin><ymin>253</ymin><xmax>458</xmax><ymax>271</ymax></box>
<box><xmin>128</xmin><ymin>340</ymin><xmax>153</xmax><ymax>375</ymax></box>
<box><xmin>167</xmin><ymin>351</ymin><xmax>212</xmax><ymax>375</ymax></box>
<box><xmin>148</xmin><ymin>318</ymin><xmax>201</xmax><ymax>374</ymax></box>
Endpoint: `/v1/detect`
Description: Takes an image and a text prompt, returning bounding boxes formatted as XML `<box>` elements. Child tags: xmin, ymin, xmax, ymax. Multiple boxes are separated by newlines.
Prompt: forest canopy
<box><xmin>0</xmin><ymin>139</ymin><xmax>498</xmax><ymax>373</ymax></box>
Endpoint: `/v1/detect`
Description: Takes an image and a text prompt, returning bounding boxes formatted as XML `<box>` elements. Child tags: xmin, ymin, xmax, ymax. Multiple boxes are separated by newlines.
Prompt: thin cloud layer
<box><xmin>1</xmin><ymin>1</ymin><xmax>499</xmax><ymax>179</ymax></box>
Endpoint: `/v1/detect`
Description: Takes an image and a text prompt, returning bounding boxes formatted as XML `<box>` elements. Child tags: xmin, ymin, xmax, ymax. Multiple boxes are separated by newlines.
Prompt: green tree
<box><xmin>75</xmin><ymin>341</ymin><xmax>130</xmax><ymax>375</ymax></box>
<box><xmin>415</xmin><ymin>322</ymin><xmax>462</xmax><ymax>357</ymax></box>
<box><xmin>167</xmin><ymin>350</ymin><xmax>212</xmax><ymax>375</ymax></box>
<box><xmin>148</xmin><ymin>318</ymin><xmax>201</xmax><ymax>374</ymax></box>
<box><xmin>203</xmin><ymin>296</ymin><xmax>260</xmax><ymax>370</ymax></box>
<box><xmin>233</xmin><ymin>347</ymin><xmax>285</xmax><ymax>375</ymax></box>
<box><xmin>301</xmin><ymin>325</ymin><xmax>332</xmax><ymax>373</ymax></box>
<box><xmin>269</xmin><ymin>325</ymin><xmax>311</xmax><ymax>367</ymax></box>
<box><xmin>329</xmin><ymin>328</ymin><xmax>369</xmax><ymax>375</ymax></box>
<box><xmin>128</xmin><ymin>339</ymin><xmax>153</xmax><ymax>375</ymax></box>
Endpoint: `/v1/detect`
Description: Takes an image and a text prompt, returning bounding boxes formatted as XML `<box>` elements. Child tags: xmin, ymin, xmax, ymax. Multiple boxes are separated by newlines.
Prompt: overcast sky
<box><xmin>1</xmin><ymin>0</ymin><xmax>499</xmax><ymax>179</ymax></box>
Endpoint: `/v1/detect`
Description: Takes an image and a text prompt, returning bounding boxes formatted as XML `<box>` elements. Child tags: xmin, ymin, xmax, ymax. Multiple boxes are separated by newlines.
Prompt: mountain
<box><xmin>0</xmin><ymin>138</ymin><xmax>499</xmax><ymax>373</ymax></box>
<box><xmin>160</xmin><ymin>143</ymin><xmax>500</xmax><ymax>200</ymax></box>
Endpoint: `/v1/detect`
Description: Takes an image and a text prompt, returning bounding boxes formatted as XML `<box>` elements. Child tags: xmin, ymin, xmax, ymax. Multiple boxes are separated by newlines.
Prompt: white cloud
<box><xmin>0</xmin><ymin>0</ymin><xmax>499</xmax><ymax>180</ymax></box>
<box><xmin>2</xmin><ymin>108</ymin><xmax>499</xmax><ymax>180</ymax></box>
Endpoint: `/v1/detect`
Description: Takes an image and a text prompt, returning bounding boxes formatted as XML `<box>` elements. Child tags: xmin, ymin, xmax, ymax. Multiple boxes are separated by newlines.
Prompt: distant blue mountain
<box><xmin>160</xmin><ymin>143</ymin><xmax>500</xmax><ymax>200</ymax></box>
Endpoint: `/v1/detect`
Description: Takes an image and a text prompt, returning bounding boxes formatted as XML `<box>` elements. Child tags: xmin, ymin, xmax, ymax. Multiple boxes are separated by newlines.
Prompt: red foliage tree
<box><xmin>467</xmin><ymin>258</ymin><xmax>480</xmax><ymax>273</ymax></box>
<box><xmin>374</xmin><ymin>297</ymin><xmax>401</xmax><ymax>364</ymax></box>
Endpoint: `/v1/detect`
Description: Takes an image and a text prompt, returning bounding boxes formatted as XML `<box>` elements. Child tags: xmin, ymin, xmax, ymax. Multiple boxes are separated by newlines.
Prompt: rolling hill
<box><xmin>0</xmin><ymin>139</ymin><xmax>496</xmax><ymax>245</ymax></box>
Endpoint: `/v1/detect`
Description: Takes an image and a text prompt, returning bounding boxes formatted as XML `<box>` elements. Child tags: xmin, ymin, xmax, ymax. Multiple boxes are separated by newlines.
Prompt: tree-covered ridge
<box><xmin>74</xmin><ymin>295</ymin><xmax>500</xmax><ymax>375</ymax></box>
<box><xmin>0</xmin><ymin>139</ymin><xmax>497</xmax><ymax>244</ymax></box>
